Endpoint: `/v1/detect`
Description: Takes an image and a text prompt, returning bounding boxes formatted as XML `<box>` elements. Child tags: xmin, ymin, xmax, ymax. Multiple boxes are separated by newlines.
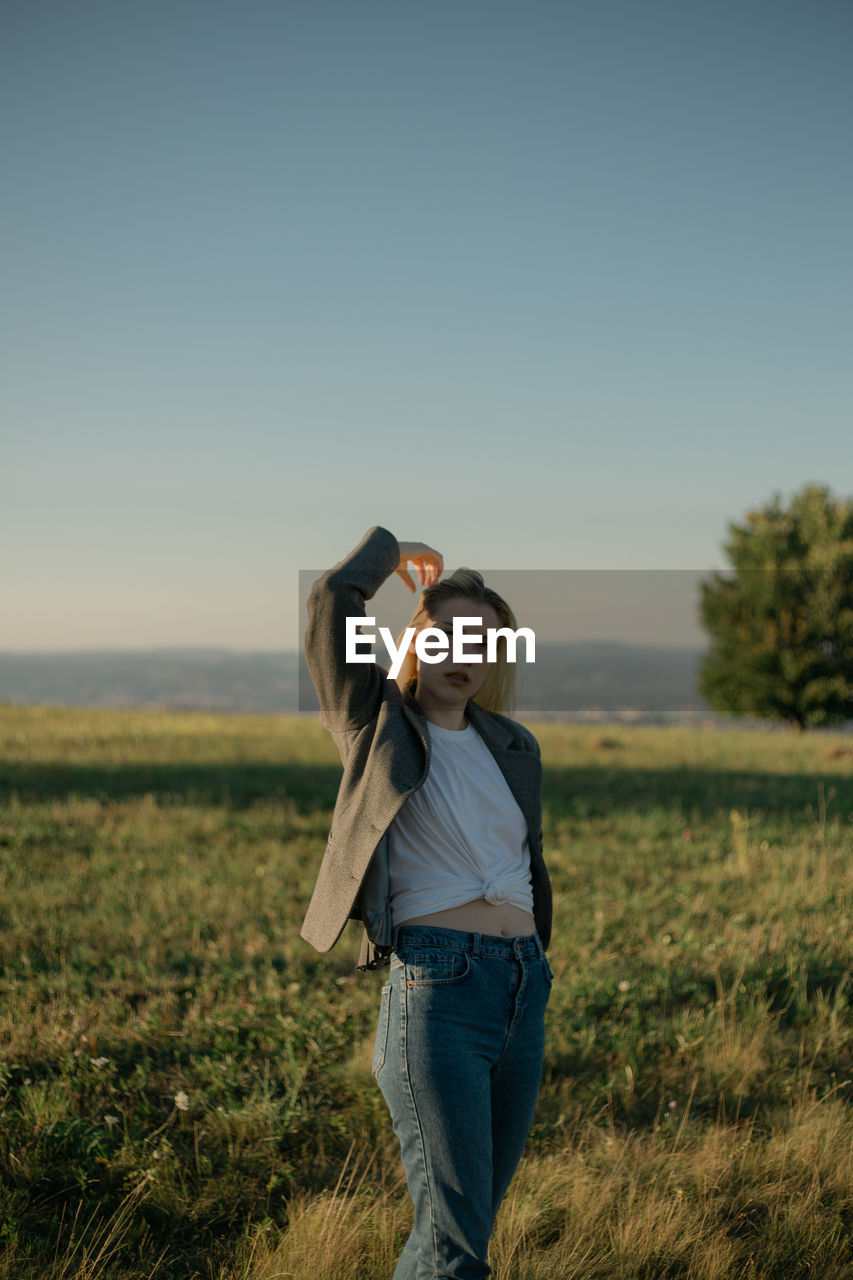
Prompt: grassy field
<box><xmin>1</xmin><ymin>704</ymin><xmax>852</xmax><ymax>1278</ymax></box>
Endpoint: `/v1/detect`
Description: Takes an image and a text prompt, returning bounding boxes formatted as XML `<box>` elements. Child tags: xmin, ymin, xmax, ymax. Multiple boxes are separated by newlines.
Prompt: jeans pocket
<box><xmin>372</xmin><ymin>983</ymin><xmax>392</xmax><ymax>1078</ymax></box>
<box><xmin>401</xmin><ymin>947</ymin><xmax>472</xmax><ymax>987</ymax></box>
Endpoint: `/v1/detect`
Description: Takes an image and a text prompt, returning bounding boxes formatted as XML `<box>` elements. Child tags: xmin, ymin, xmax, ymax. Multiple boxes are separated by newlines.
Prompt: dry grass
<box><xmin>208</xmin><ymin>1091</ymin><xmax>853</xmax><ymax>1280</ymax></box>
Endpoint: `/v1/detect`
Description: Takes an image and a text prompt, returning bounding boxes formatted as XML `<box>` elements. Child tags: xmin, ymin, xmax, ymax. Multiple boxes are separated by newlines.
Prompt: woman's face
<box><xmin>411</xmin><ymin>595</ymin><xmax>503</xmax><ymax>711</ymax></box>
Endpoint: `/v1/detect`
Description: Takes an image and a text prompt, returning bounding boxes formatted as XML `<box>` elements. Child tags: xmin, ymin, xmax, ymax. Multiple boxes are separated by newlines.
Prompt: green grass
<box><xmin>1</xmin><ymin>705</ymin><xmax>852</xmax><ymax>1278</ymax></box>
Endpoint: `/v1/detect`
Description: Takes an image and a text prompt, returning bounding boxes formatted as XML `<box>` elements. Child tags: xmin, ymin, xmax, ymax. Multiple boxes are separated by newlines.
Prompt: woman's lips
<box><xmin>445</xmin><ymin>672</ymin><xmax>469</xmax><ymax>686</ymax></box>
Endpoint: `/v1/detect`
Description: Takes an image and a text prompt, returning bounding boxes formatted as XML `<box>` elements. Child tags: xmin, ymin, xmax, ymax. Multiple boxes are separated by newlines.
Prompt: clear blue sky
<box><xmin>3</xmin><ymin>0</ymin><xmax>851</xmax><ymax>650</ymax></box>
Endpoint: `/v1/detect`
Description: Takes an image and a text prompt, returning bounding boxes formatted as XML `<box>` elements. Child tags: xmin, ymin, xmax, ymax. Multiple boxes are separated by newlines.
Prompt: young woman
<box><xmin>301</xmin><ymin>525</ymin><xmax>553</xmax><ymax>1280</ymax></box>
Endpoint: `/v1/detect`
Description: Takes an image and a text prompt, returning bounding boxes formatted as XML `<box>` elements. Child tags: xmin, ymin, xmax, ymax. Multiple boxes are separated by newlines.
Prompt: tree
<box><xmin>698</xmin><ymin>484</ymin><xmax>853</xmax><ymax>730</ymax></box>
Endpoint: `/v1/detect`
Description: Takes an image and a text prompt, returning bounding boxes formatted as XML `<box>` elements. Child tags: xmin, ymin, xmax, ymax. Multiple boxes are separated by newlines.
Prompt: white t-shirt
<box><xmin>388</xmin><ymin>718</ymin><xmax>534</xmax><ymax>927</ymax></box>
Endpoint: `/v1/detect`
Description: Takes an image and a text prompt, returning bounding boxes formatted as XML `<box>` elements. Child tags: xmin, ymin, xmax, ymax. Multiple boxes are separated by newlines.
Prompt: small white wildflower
<box><xmin>617</xmin><ymin>980</ymin><xmax>630</xmax><ymax>993</ymax></box>
<box><xmin>174</xmin><ymin>1090</ymin><xmax>190</xmax><ymax>1111</ymax></box>
<box><xmin>668</xmin><ymin>1100</ymin><xmax>677</xmax><ymax>1110</ymax></box>
<box><xmin>104</xmin><ymin>1114</ymin><xmax>120</xmax><ymax>1127</ymax></box>
<box><xmin>90</xmin><ymin>1056</ymin><xmax>109</xmax><ymax>1067</ymax></box>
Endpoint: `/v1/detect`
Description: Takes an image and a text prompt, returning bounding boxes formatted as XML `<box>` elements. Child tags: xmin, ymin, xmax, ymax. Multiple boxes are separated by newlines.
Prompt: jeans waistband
<box><xmin>393</xmin><ymin>923</ymin><xmax>545</xmax><ymax>961</ymax></box>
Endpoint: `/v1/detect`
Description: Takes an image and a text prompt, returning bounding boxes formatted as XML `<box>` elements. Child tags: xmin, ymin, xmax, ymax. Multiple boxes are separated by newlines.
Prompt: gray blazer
<box><xmin>300</xmin><ymin>525</ymin><xmax>553</xmax><ymax>969</ymax></box>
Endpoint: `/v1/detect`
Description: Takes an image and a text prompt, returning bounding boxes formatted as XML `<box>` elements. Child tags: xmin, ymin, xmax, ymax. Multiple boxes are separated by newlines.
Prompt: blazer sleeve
<box><xmin>305</xmin><ymin>525</ymin><xmax>402</xmax><ymax>732</ymax></box>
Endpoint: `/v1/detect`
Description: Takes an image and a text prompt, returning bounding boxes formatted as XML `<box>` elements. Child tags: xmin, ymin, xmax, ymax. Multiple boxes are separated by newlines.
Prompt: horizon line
<box><xmin>0</xmin><ymin>639</ymin><xmax>708</xmax><ymax>656</ymax></box>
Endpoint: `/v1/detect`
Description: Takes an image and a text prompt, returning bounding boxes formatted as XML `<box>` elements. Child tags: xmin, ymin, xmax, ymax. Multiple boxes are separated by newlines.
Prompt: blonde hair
<box><xmin>395</xmin><ymin>569</ymin><xmax>519</xmax><ymax>715</ymax></box>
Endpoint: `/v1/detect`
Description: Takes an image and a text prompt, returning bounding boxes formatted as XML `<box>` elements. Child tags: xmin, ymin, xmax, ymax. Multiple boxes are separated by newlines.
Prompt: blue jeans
<box><xmin>372</xmin><ymin>925</ymin><xmax>553</xmax><ymax>1279</ymax></box>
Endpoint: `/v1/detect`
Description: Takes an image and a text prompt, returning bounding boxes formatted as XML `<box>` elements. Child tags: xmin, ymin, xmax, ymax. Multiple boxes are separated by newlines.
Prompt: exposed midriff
<box><xmin>397</xmin><ymin>897</ymin><xmax>535</xmax><ymax>937</ymax></box>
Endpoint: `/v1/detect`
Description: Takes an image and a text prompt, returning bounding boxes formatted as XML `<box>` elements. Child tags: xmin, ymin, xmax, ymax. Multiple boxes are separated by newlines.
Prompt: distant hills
<box><xmin>3</xmin><ymin>644</ymin><xmax>848</xmax><ymax>730</ymax></box>
<box><xmin>0</xmin><ymin>650</ymin><xmax>299</xmax><ymax>715</ymax></box>
<box><xmin>0</xmin><ymin>643</ymin><xmax>722</xmax><ymax>724</ymax></box>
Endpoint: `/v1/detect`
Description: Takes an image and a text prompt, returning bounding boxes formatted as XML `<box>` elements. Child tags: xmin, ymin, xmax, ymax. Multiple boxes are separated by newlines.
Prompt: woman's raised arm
<box><xmin>305</xmin><ymin>527</ymin><xmax>443</xmax><ymax>732</ymax></box>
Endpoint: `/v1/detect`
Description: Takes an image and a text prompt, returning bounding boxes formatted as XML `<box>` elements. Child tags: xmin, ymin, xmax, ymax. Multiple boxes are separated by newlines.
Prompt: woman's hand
<box><xmin>395</xmin><ymin>542</ymin><xmax>444</xmax><ymax>593</ymax></box>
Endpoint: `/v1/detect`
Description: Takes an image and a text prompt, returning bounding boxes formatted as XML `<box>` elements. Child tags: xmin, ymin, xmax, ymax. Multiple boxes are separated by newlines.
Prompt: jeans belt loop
<box><xmin>472</xmin><ymin>932</ymin><xmax>482</xmax><ymax>958</ymax></box>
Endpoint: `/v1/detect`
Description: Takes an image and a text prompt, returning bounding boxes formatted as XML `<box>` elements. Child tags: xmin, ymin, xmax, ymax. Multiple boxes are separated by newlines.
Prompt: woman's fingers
<box><xmin>396</xmin><ymin>542</ymin><xmax>443</xmax><ymax>592</ymax></box>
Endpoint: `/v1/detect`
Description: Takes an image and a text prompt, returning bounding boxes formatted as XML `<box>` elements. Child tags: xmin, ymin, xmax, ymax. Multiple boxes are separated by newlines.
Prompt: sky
<box><xmin>3</xmin><ymin>0</ymin><xmax>851</xmax><ymax>652</ymax></box>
